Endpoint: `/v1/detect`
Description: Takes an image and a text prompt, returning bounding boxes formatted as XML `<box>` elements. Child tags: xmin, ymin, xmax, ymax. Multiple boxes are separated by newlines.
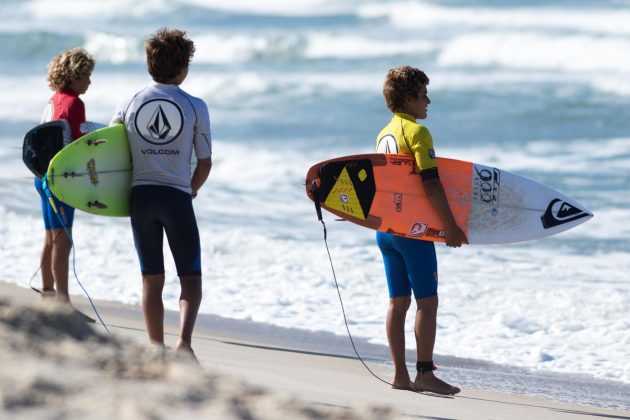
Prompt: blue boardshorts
<box><xmin>376</xmin><ymin>231</ymin><xmax>438</xmax><ymax>299</ymax></box>
<box><xmin>34</xmin><ymin>178</ymin><xmax>75</xmax><ymax>229</ymax></box>
<box><xmin>130</xmin><ymin>185</ymin><xmax>201</xmax><ymax>276</ymax></box>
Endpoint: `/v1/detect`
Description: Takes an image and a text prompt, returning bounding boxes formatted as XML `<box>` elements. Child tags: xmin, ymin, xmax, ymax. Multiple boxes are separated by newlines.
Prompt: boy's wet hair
<box><xmin>146</xmin><ymin>28</ymin><xmax>195</xmax><ymax>83</ymax></box>
<box><xmin>47</xmin><ymin>48</ymin><xmax>95</xmax><ymax>91</ymax></box>
<box><xmin>383</xmin><ymin>66</ymin><xmax>430</xmax><ymax>113</ymax></box>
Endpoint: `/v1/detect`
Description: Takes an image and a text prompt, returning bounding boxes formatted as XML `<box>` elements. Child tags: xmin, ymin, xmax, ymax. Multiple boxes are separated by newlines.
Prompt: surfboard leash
<box><xmin>28</xmin><ymin>228</ymin><xmax>65</xmax><ymax>294</ymax></box>
<box><xmin>56</xmin><ymin>216</ymin><xmax>111</xmax><ymax>335</ymax></box>
<box><xmin>309</xmin><ymin>180</ymin><xmax>393</xmax><ymax>388</ymax></box>
<box><xmin>54</xmin><ymin>213</ymin><xmax>111</xmax><ymax>334</ymax></box>
<box><xmin>38</xmin><ymin>175</ymin><xmax>112</xmax><ymax>335</ymax></box>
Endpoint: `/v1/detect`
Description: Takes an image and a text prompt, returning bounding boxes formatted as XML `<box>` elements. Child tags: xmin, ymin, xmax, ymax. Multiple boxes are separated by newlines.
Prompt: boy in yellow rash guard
<box><xmin>375</xmin><ymin>66</ymin><xmax>467</xmax><ymax>395</ymax></box>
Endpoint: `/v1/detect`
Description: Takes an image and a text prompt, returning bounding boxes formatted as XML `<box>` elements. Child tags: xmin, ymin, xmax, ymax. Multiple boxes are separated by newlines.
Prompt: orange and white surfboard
<box><xmin>305</xmin><ymin>154</ymin><xmax>593</xmax><ymax>244</ymax></box>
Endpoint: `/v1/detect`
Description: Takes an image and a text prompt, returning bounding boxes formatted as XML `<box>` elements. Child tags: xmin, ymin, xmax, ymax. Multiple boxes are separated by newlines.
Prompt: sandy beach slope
<box><xmin>1</xmin><ymin>281</ymin><xmax>628</xmax><ymax>419</ymax></box>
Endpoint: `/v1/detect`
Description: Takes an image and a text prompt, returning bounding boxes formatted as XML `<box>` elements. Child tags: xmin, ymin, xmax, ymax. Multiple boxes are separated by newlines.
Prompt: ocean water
<box><xmin>1</xmin><ymin>0</ymin><xmax>629</xmax><ymax>403</ymax></box>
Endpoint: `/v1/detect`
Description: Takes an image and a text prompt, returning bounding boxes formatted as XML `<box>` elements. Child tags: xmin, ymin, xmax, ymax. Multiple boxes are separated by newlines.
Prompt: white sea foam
<box><xmin>358</xmin><ymin>2</ymin><xmax>630</xmax><ymax>75</ymax></box>
<box><xmin>0</xmin><ymin>76</ymin><xmax>50</xmax><ymax>124</ymax></box>
<box><xmin>437</xmin><ymin>246</ymin><xmax>630</xmax><ymax>383</ymax></box>
<box><xmin>6</xmin><ymin>0</ymin><xmax>353</xmax><ymax>26</ymax></box>
<box><xmin>14</xmin><ymin>0</ymin><xmax>176</xmax><ymax>22</ymax></box>
<box><xmin>192</xmin><ymin>33</ymin><xmax>303</xmax><ymax>64</ymax></box>
<box><xmin>302</xmin><ymin>33</ymin><xmax>435</xmax><ymax>59</ymax></box>
<box><xmin>82</xmin><ymin>31</ymin><xmax>435</xmax><ymax>65</ymax></box>
<box><xmin>180</xmin><ymin>0</ymin><xmax>352</xmax><ymax>16</ymax></box>
<box><xmin>438</xmin><ymin>32</ymin><xmax>630</xmax><ymax>73</ymax></box>
<box><xmin>591</xmin><ymin>75</ymin><xmax>630</xmax><ymax>97</ymax></box>
<box><xmin>361</xmin><ymin>2</ymin><xmax>630</xmax><ymax>36</ymax></box>
<box><xmin>445</xmin><ymin>137</ymin><xmax>630</xmax><ymax>176</ymax></box>
<box><xmin>84</xmin><ymin>32</ymin><xmax>144</xmax><ymax>65</ymax></box>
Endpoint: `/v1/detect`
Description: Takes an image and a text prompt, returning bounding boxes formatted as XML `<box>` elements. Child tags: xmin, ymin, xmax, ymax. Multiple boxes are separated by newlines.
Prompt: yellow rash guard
<box><xmin>376</xmin><ymin>112</ymin><xmax>439</xmax><ymax>180</ymax></box>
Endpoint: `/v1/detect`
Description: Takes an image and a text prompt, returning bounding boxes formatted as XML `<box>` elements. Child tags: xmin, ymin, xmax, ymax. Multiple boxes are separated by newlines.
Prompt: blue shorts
<box><xmin>376</xmin><ymin>231</ymin><xmax>437</xmax><ymax>299</ymax></box>
<box><xmin>34</xmin><ymin>178</ymin><xmax>75</xmax><ymax>230</ymax></box>
<box><xmin>130</xmin><ymin>185</ymin><xmax>201</xmax><ymax>276</ymax></box>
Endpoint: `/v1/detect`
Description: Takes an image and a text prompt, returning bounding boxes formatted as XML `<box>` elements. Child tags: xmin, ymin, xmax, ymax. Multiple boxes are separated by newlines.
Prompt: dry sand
<box><xmin>1</xmin><ymin>281</ymin><xmax>628</xmax><ymax>419</ymax></box>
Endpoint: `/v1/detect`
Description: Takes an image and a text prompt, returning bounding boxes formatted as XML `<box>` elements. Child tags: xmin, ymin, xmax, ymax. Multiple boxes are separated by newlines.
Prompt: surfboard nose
<box><xmin>540</xmin><ymin>197</ymin><xmax>593</xmax><ymax>230</ymax></box>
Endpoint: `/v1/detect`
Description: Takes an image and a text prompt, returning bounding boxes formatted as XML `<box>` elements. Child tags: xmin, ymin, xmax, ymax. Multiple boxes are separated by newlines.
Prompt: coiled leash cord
<box><xmin>309</xmin><ymin>180</ymin><xmax>393</xmax><ymax>388</ymax></box>
<box><xmin>28</xmin><ymin>175</ymin><xmax>111</xmax><ymax>335</ymax></box>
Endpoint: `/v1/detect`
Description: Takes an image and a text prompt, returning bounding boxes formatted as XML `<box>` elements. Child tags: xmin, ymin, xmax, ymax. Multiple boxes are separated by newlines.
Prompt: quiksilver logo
<box><xmin>541</xmin><ymin>199</ymin><xmax>590</xmax><ymax>229</ymax></box>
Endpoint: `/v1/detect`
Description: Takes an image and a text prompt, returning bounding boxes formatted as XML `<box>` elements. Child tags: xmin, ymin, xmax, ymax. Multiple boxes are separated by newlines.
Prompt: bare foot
<box><xmin>175</xmin><ymin>339</ymin><xmax>193</xmax><ymax>353</ymax></box>
<box><xmin>414</xmin><ymin>371</ymin><xmax>460</xmax><ymax>395</ymax></box>
<box><xmin>40</xmin><ymin>288</ymin><xmax>56</xmax><ymax>300</ymax></box>
<box><xmin>391</xmin><ymin>374</ymin><xmax>417</xmax><ymax>391</ymax></box>
<box><xmin>148</xmin><ymin>342</ymin><xmax>168</xmax><ymax>359</ymax></box>
<box><xmin>391</xmin><ymin>380</ymin><xmax>416</xmax><ymax>391</ymax></box>
<box><xmin>71</xmin><ymin>307</ymin><xmax>96</xmax><ymax>323</ymax></box>
<box><xmin>175</xmin><ymin>339</ymin><xmax>198</xmax><ymax>363</ymax></box>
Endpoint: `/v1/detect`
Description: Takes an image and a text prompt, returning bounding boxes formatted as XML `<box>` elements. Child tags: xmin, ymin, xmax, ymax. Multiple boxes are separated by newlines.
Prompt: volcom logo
<box><xmin>541</xmin><ymin>199</ymin><xmax>590</xmax><ymax>229</ymax></box>
<box><xmin>376</xmin><ymin>134</ymin><xmax>398</xmax><ymax>154</ymax></box>
<box><xmin>148</xmin><ymin>106</ymin><xmax>171</xmax><ymax>139</ymax></box>
<box><xmin>135</xmin><ymin>99</ymin><xmax>183</xmax><ymax>145</ymax></box>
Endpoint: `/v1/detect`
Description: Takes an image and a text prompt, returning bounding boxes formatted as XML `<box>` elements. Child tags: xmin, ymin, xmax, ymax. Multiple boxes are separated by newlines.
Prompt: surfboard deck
<box><xmin>47</xmin><ymin>124</ymin><xmax>132</xmax><ymax>217</ymax></box>
<box><xmin>305</xmin><ymin>154</ymin><xmax>593</xmax><ymax>244</ymax></box>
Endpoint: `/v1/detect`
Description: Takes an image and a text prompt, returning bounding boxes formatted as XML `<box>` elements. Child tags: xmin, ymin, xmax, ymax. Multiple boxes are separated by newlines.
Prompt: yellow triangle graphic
<box><xmin>324</xmin><ymin>167</ymin><xmax>366</xmax><ymax>220</ymax></box>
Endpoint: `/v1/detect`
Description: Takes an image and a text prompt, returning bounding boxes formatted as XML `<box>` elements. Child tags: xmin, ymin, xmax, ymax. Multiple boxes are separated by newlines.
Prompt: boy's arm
<box><xmin>423</xmin><ymin>177</ymin><xmax>468</xmax><ymax>247</ymax></box>
<box><xmin>191</xmin><ymin>157</ymin><xmax>212</xmax><ymax>198</ymax></box>
<box><xmin>190</xmin><ymin>99</ymin><xmax>212</xmax><ymax>199</ymax></box>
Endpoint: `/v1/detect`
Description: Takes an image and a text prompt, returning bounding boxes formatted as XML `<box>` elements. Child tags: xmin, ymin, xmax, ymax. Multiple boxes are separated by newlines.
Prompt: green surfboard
<box><xmin>47</xmin><ymin>124</ymin><xmax>132</xmax><ymax>217</ymax></box>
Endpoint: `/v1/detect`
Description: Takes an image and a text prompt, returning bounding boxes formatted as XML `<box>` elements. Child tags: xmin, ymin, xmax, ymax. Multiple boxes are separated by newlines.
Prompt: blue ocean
<box><xmin>0</xmin><ymin>0</ymin><xmax>628</xmax><ymax>409</ymax></box>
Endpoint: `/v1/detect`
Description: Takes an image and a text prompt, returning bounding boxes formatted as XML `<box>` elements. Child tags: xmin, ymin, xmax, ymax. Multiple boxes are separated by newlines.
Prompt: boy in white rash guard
<box><xmin>111</xmin><ymin>28</ymin><xmax>212</xmax><ymax>355</ymax></box>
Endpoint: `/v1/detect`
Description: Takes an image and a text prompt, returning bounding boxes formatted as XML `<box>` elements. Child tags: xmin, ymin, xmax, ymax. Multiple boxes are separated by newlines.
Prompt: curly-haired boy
<box><xmin>35</xmin><ymin>48</ymin><xmax>95</xmax><ymax>303</ymax></box>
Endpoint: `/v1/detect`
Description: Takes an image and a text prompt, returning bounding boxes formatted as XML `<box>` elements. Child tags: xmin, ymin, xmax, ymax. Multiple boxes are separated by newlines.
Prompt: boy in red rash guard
<box><xmin>35</xmin><ymin>48</ymin><xmax>95</xmax><ymax>303</ymax></box>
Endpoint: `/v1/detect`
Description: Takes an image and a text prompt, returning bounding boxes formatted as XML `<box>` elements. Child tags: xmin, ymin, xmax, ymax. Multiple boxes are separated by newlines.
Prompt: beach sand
<box><xmin>1</xmin><ymin>280</ymin><xmax>628</xmax><ymax>419</ymax></box>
